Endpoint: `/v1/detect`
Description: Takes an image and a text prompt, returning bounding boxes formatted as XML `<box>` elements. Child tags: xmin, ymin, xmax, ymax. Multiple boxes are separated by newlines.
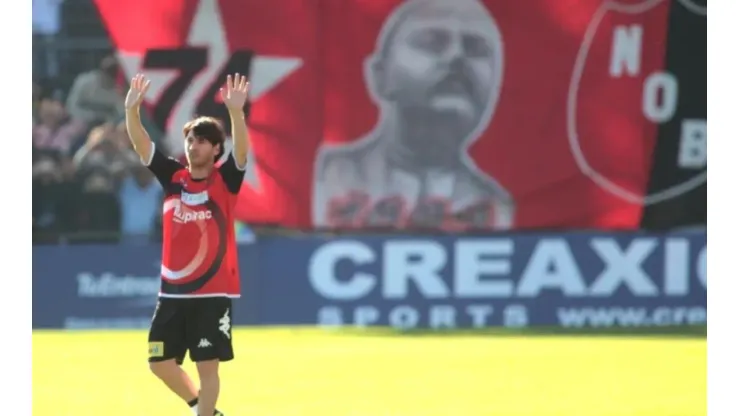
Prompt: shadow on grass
<box><xmin>327</xmin><ymin>325</ymin><xmax>707</xmax><ymax>339</ymax></box>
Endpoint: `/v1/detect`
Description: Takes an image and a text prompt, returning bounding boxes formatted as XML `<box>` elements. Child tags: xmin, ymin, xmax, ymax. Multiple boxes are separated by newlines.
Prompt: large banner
<box><xmin>256</xmin><ymin>231</ymin><xmax>706</xmax><ymax>329</ymax></box>
<box><xmin>94</xmin><ymin>0</ymin><xmax>707</xmax><ymax>231</ymax></box>
<box><xmin>32</xmin><ymin>231</ymin><xmax>705</xmax><ymax>330</ymax></box>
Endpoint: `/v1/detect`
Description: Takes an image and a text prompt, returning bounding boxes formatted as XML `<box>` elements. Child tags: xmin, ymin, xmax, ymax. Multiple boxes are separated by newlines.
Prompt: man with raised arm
<box><xmin>125</xmin><ymin>72</ymin><xmax>250</xmax><ymax>416</ymax></box>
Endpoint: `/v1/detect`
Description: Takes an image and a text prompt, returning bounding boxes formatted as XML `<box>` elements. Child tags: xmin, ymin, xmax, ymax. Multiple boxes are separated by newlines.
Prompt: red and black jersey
<box><xmin>145</xmin><ymin>144</ymin><xmax>245</xmax><ymax>298</ymax></box>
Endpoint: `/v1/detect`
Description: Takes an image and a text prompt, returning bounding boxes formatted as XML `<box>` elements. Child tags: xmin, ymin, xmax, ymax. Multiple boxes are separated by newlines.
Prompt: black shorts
<box><xmin>148</xmin><ymin>297</ymin><xmax>234</xmax><ymax>364</ymax></box>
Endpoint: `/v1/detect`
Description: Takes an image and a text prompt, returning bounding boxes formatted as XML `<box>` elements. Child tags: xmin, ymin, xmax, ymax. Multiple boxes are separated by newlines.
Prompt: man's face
<box><xmin>184</xmin><ymin>132</ymin><xmax>218</xmax><ymax>169</ymax></box>
<box><xmin>38</xmin><ymin>99</ymin><xmax>64</xmax><ymax>126</ymax></box>
<box><xmin>380</xmin><ymin>3</ymin><xmax>502</xmax><ymax>127</ymax></box>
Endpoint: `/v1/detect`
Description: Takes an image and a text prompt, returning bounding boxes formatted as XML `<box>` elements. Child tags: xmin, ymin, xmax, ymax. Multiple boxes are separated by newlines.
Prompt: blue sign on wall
<box><xmin>32</xmin><ymin>231</ymin><xmax>706</xmax><ymax>330</ymax></box>
<box><xmin>256</xmin><ymin>231</ymin><xmax>706</xmax><ymax>329</ymax></box>
<box><xmin>32</xmin><ymin>244</ymin><xmax>258</xmax><ymax>329</ymax></box>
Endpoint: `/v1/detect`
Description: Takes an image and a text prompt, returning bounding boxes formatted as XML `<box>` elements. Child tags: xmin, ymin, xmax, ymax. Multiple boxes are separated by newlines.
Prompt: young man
<box><xmin>124</xmin><ymin>72</ymin><xmax>250</xmax><ymax>416</ymax></box>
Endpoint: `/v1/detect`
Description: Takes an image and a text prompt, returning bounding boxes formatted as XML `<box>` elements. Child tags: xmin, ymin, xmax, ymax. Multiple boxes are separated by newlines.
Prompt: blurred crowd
<box><xmin>33</xmin><ymin>55</ymin><xmax>164</xmax><ymax>245</ymax></box>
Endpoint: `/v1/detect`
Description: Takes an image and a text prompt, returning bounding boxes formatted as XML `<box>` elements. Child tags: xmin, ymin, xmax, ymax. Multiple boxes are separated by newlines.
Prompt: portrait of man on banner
<box><xmin>313</xmin><ymin>0</ymin><xmax>515</xmax><ymax>230</ymax></box>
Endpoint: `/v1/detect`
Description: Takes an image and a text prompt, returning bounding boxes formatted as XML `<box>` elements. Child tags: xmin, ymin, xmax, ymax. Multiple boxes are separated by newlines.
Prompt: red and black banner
<box><xmin>94</xmin><ymin>0</ymin><xmax>706</xmax><ymax>231</ymax></box>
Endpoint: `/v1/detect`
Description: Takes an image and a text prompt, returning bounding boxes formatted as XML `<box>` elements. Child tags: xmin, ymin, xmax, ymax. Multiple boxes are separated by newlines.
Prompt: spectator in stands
<box><xmin>119</xmin><ymin>152</ymin><xmax>163</xmax><ymax>244</ymax></box>
<box><xmin>32</xmin><ymin>150</ymin><xmax>74</xmax><ymax>244</ymax></box>
<box><xmin>33</xmin><ymin>96</ymin><xmax>86</xmax><ymax>156</ymax></box>
<box><xmin>112</xmin><ymin>120</ymin><xmax>134</xmax><ymax>151</ymax></box>
<box><xmin>65</xmin><ymin>54</ymin><xmax>125</xmax><ymax>125</ymax></box>
<box><xmin>69</xmin><ymin>166</ymin><xmax>121</xmax><ymax>244</ymax></box>
<box><xmin>72</xmin><ymin>123</ymin><xmax>111</xmax><ymax>166</ymax></box>
<box><xmin>73</xmin><ymin>122</ymin><xmax>137</xmax><ymax>183</ymax></box>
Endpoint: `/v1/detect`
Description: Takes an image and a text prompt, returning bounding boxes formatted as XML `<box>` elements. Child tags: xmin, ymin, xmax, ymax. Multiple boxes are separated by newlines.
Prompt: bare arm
<box><xmin>228</xmin><ymin>108</ymin><xmax>249</xmax><ymax>169</ymax></box>
<box><xmin>124</xmin><ymin>74</ymin><xmax>153</xmax><ymax>163</ymax></box>
<box><xmin>126</xmin><ymin>107</ymin><xmax>153</xmax><ymax>163</ymax></box>
<box><xmin>222</xmin><ymin>73</ymin><xmax>250</xmax><ymax>169</ymax></box>
<box><xmin>123</xmin><ymin>74</ymin><xmax>183</xmax><ymax>185</ymax></box>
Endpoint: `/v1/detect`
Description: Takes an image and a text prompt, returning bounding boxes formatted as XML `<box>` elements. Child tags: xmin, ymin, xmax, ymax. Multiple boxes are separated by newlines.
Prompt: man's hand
<box><xmin>220</xmin><ymin>73</ymin><xmax>249</xmax><ymax>112</ymax></box>
<box><xmin>222</xmin><ymin>73</ymin><xmax>250</xmax><ymax>168</ymax></box>
<box><xmin>124</xmin><ymin>74</ymin><xmax>154</xmax><ymax>162</ymax></box>
<box><xmin>125</xmin><ymin>74</ymin><xmax>150</xmax><ymax>111</ymax></box>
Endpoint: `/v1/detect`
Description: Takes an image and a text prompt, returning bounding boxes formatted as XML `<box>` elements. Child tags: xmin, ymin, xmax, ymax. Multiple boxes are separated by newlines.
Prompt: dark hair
<box><xmin>182</xmin><ymin>116</ymin><xmax>226</xmax><ymax>162</ymax></box>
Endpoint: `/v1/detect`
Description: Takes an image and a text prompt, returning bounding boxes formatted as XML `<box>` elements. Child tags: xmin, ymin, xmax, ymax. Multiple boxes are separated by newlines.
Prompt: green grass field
<box><xmin>32</xmin><ymin>327</ymin><xmax>706</xmax><ymax>416</ymax></box>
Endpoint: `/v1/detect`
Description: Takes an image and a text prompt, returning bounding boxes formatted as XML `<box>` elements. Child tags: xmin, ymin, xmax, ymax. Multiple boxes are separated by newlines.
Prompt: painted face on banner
<box><xmin>373</xmin><ymin>0</ymin><xmax>503</xmax><ymax>139</ymax></box>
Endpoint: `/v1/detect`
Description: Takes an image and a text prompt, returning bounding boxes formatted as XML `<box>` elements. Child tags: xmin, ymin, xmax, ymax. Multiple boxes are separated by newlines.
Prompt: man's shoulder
<box><xmin>166</xmin><ymin>166</ymin><xmax>188</xmax><ymax>182</ymax></box>
<box><xmin>157</xmin><ymin>151</ymin><xmax>186</xmax><ymax>169</ymax></box>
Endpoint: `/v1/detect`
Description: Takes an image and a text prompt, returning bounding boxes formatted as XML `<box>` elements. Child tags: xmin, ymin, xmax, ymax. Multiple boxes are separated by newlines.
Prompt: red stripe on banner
<box><xmin>94</xmin><ymin>0</ymin><xmax>199</xmax><ymax>50</ymax></box>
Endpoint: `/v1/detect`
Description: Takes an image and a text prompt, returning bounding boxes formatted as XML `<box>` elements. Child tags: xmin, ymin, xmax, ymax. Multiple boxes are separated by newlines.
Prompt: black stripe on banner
<box><xmin>640</xmin><ymin>0</ymin><xmax>706</xmax><ymax>230</ymax></box>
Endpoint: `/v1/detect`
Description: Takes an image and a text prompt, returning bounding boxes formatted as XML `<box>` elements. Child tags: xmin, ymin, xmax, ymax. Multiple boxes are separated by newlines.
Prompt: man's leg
<box><xmin>148</xmin><ymin>298</ymin><xmax>199</xmax><ymax>409</ymax></box>
<box><xmin>149</xmin><ymin>359</ymin><xmax>199</xmax><ymax>403</ymax></box>
<box><xmin>195</xmin><ymin>360</ymin><xmax>220</xmax><ymax>416</ymax></box>
<box><xmin>189</xmin><ymin>297</ymin><xmax>234</xmax><ymax>416</ymax></box>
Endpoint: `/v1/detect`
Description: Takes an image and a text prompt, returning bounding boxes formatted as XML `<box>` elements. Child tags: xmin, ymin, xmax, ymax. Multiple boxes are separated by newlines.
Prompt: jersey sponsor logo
<box><xmin>148</xmin><ymin>341</ymin><xmax>164</xmax><ymax>357</ymax></box>
<box><xmin>181</xmin><ymin>190</ymin><xmax>209</xmax><ymax>206</ymax></box>
<box><xmin>174</xmin><ymin>209</ymin><xmax>214</xmax><ymax>224</ymax></box>
<box><xmin>219</xmin><ymin>309</ymin><xmax>231</xmax><ymax>339</ymax></box>
<box><xmin>171</xmin><ymin>199</ymin><xmax>214</xmax><ymax>224</ymax></box>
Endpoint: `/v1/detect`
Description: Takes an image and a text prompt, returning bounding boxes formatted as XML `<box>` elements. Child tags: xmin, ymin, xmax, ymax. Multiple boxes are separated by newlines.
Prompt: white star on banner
<box><xmin>117</xmin><ymin>0</ymin><xmax>301</xmax><ymax>191</ymax></box>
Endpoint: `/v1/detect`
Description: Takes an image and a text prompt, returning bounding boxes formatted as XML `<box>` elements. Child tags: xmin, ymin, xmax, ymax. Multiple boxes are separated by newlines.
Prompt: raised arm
<box><xmin>124</xmin><ymin>74</ymin><xmax>154</xmax><ymax>162</ymax></box>
<box><xmin>125</xmin><ymin>73</ymin><xmax>183</xmax><ymax>186</ymax></box>
<box><xmin>221</xmin><ymin>73</ymin><xmax>250</xmax><ymax>169</ymax></box>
